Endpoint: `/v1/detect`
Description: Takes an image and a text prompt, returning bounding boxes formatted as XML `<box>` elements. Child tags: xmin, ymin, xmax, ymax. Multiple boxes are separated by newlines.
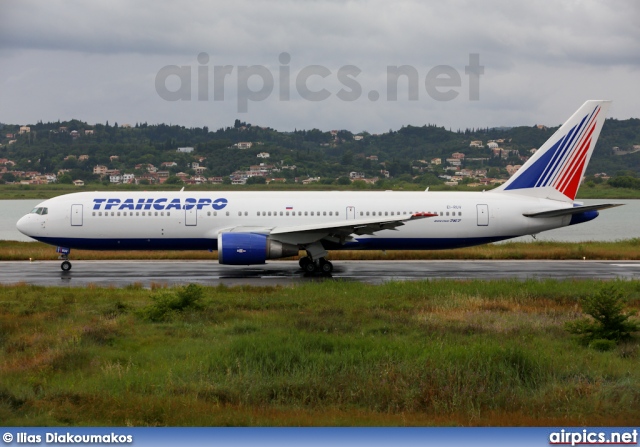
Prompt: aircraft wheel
<box><xmin>303</xmin><ymin>260</ymin><xmax>318</xmax><ymax>273</ymax></box>
<box><xmin>319</xmin><ymin>259</ymin><xmax>333</xmax><ymax>274</ymax></box>
<box><xmin>61</xmin><ymin>260</ymin><xmax>72</xmax><ymax>271</ymax></box>
<box><xmin>299</xmin><ymin>257</ymin><xmax>312</xmax><ymax>269</ymax></box>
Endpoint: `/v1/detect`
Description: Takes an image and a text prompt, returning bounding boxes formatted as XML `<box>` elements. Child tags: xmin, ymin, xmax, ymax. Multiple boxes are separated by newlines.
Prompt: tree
<box><xmin>164</xmin><ymin>176</ymin><xmax>183</xmax><ymax>185</ymax></box>
<box><xmin>2</xmin><ymin>172</ymin><xmax>16</xmax><ymax>183</ymax></box>
<box><xmin>246</xmin><ymin>176</ymin><xmax>266</xmax><ymax>184</ymax></box>
<box><xmin>58</xmin><ymin>174</ymin><xmax>73</xmax><ymax>184</ymax></box>
<box><xmin>565</xmin><ymin>284</ymin><xmax>639</xmax><ymax>348</ymax></box>
<box><xmin>341</xmin><ymin>150</ymin><xmax>354</xmax><ymax>165</ymax></box>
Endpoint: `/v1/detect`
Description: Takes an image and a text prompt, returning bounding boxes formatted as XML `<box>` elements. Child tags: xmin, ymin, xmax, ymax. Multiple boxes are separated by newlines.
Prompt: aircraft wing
<box><xmin>220</xmin><ymin>212</ymin><xmax>437</xmax><ymax>246</ymax></box>
<box><xmin>523</xmin><ymin>203</ymin><xmax>622</xmax><ymax>218</ymax></box>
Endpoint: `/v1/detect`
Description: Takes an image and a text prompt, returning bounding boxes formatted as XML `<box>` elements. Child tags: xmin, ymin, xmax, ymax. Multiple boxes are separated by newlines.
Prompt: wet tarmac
<box><xmin>1</xmin><ymin>259</ymin><xmax>639</xmax><ymax>287</ymax></box>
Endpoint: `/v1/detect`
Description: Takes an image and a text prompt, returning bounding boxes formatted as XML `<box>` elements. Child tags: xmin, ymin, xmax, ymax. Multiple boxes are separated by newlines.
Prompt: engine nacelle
<box><xmin>218</xmin><ymin>232</ymin><xmax>299</xmax><ymax>265</ymax></box>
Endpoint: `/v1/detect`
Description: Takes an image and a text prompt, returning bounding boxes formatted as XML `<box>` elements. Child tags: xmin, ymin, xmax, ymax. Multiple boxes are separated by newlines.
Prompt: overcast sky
<box><xmin>1</xmin><ymin>0</ymin><xmax>639</xmax><ymax>133</ymax></box>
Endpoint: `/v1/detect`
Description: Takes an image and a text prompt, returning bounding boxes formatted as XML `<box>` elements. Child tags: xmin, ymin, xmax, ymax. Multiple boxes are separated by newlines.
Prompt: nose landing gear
<box><xmin>56</xmin><ymin>246</ymin><xmax>72</xmax><ymax>271</ymax></box>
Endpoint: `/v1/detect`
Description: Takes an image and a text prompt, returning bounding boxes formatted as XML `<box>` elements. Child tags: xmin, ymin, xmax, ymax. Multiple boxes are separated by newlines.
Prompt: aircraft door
<box><xmin>477</xmin><ymin>204</ymin><xmax>489</xmax><ymax>226</ymax></box>
<box><xmin>346</xmin><ymin>206</ymin><xmax>356</xmax><ymax>220</ymax></box>
<box><xmin>71</xmin><ymin>204</ymin><xmax>83</xmax><ymax>226</ymax></box>
<box><xmin>185</xmin><ymin>208</ymin><xmax>197</xmax><ymax>226</ymax></box>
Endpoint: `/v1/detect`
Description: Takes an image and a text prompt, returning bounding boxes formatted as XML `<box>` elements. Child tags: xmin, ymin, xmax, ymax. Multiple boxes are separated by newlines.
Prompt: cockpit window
<box><xmin>30</xmin><ymin>207</ymin><xmax>48</xmax><ymax>215</ymax></box>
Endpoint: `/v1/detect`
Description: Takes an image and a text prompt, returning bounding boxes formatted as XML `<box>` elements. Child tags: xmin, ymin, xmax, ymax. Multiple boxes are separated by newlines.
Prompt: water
<box><xmin>0</xmin><ymin>198</ymin><xmax>638</xmax><ymax>243</ymax></box>
<box><xmin>1</xmin><ymin>199</ymin><xmax>44</xmax><ymax>242</ymax></box>
<box><xmin>502</xmin><ymin>199</ymin><xmax>640</xmax><ymax>243</ymax></box>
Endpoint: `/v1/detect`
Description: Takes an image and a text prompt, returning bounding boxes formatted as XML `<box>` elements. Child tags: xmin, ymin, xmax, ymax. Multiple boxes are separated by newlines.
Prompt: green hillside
<box><xmin>1</xmin><ymin>117</ymin><xmax>639</xmax><ymax>188</ymax></box>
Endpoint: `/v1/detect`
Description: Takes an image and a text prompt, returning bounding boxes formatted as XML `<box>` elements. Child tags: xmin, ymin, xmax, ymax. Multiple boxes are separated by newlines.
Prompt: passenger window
<box><xmin>226</xmin><ymin>212</ymin><xmax>229</xmax><ymax>216</ymax></box>
<box><xmin>279</xmin><ymin>211</ymin><xmax>283</xmax><ymax>216</ymax></box>
<box><xmin>286</xmin><ymin>211</ymin><xmax>289</xmax><ymax>216</ymax></box>
<box><xmin>92</xmin><ymin>212</ymin><xmax>96</xmax><ymax>216</ymax></box>
<box><xmin>238</xmin><ymin>211</ymin><xmax>242</xmax><ymax>216</ymax></box>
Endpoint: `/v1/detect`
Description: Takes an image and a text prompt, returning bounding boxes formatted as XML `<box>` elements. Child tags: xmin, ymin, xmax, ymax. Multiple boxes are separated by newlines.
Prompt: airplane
<box><xmin>17</xmin><ymin>100</ymin><xmax>621</xmax><ymax>274</ymax></box>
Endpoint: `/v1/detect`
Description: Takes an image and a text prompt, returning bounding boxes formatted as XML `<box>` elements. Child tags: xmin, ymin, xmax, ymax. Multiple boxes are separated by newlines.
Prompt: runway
<box><xmin>1</xmin><ymin>259</ymin><xmax>639</xmax><ymax>287</ymax></box>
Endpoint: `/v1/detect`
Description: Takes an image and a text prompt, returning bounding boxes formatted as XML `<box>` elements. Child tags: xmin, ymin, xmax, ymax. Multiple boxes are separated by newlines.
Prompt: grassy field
<box><xmin>0</xmin><ymin>280</ymin><xmax>639</xmax><ymax>426</ymax></box>
<box><xmin>1</xmin><ymin>239</ymin><xmax>639</xmax><ymax>261</ymax></box>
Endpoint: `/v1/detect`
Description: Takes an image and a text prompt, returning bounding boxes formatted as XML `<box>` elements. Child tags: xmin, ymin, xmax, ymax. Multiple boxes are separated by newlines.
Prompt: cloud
<box><xmin>1</xmin><ymin>0</ymin><xmax>639</xmax><ymax>132</ymax></box>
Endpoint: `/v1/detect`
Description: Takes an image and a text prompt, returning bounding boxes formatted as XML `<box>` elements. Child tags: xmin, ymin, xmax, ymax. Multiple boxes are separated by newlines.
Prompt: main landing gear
<box><xmin>299</xmin><ymin>241</ymin><xmax>333</xmax><ymax>274</ymax></box>
<box><xmin>298</xmin><ymin>256</ymin><xmax>333</xmax><ymax>274</ymax></box>
<box><xmin>56</xmin><ymin>246</ymin><xmax>72</xmax><ymax>271</ymax></box>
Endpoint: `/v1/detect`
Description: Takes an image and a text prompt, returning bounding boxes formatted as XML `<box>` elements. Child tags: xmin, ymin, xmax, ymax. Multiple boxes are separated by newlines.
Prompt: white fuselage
<box><xmin>17</xmin><ymin>190</ymin><xmax>573</xmax><ymax>252</ymax></box>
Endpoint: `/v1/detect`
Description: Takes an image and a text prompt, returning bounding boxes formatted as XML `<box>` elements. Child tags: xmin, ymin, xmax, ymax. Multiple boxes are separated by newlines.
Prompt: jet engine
<box><xmin>218</xmin><ymin>232</ymin><xmax>299</xmax><ymax>265</ymax></box>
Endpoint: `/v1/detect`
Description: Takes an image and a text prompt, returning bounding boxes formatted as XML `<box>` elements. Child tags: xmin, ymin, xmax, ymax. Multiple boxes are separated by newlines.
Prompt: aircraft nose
<box><xmin>16</xmin><ymin>214</ymin><xmax>32</xmax><ymax>236</ymax></box>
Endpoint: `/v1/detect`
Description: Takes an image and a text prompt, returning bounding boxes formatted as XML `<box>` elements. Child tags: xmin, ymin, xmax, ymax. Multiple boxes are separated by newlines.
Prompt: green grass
<box><xmin>1</xmin><ymin>280</ymin><xmax>639</xmax><ymax>426</ymax></box>
<box><xmin>2</xmin><ymin>239</ymin><xmax>639</xmax><ymax>261</ymax></box>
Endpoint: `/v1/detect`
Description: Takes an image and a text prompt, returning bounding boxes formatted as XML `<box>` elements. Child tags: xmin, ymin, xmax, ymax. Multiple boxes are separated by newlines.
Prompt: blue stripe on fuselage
<box><xmin>33</xmin><ymin>236</ymin><xmax>519</xmax><ymax>252</ymax></box>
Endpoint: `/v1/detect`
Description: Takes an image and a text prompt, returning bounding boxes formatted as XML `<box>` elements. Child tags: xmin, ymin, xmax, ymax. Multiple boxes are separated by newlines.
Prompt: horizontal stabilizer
<box><xmin>523</xmin><ymin>203</ymin><xmax>622</xmax><ymax>218</ymax></box>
